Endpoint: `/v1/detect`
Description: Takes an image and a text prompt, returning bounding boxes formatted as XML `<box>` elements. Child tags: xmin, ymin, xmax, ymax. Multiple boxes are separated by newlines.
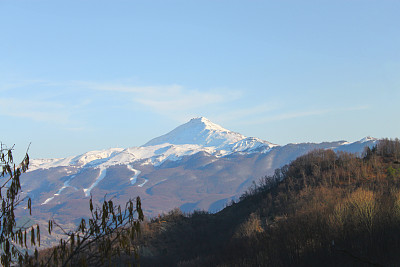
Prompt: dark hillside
<box><xmin>136</xmin><ymin>138</ymin><xmax>400</xmax><ymax>267</ymax></box>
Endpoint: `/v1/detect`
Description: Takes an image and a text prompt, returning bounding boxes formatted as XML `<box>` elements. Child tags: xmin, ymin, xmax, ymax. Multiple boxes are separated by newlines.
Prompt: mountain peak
<box><xmin>359</xmin><ymin>136</ymin><xmax>378</xmax><ymax>143</ymax></box>
<box><xmin>190</xmin><ymin>116</ymin><xmax>208</xmax><ymax>121</ymax></box>
<box><xmin>143</xmin><ymin>117</ymin><xmax>245</xmax><ymax>148</ymax></box>
<box><xmin>187</xmin><ymin>117</ymin><xmax>228</xmax><ymax>132</ymax></box>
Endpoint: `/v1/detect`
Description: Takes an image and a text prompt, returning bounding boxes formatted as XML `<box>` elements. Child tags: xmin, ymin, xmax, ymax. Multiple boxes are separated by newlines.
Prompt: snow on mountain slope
<box><xmin>127</xmin><ymin>165</ymin><xmax>141</xmax><ymax>185</ymax></box>
<box><xmin>27</xmin><ymin>116</ymin><xmax>378</xmax><ymax>211</ymax></box>
<box><xmin>143</xmin><ymin>117</ymin><xmax>246</xmax><ymax>148</ymax></box>
<box><xmin>230</xmin><ymin>137</ymin><xmax>276</xmax><ymax>153</ymax></box>
<box><xmin>29</xmin><ymin>117</ymin><xmax>276</xmax><ymax>171</ymax></box>
<box><xmin>23</xmin><ymin>116</ymin><xmax>380</xmax><ymax>226</ymax></box>
<box><xmin>29</xmin><ymin>148</ymin><xmax>124</xmax><ymax>171</ymax></box>
<box><xmin>359</xmin><ymin>136</ymin><xmax>378</xmax><ymax>143</ymax></box>
<box><xmin>83</xmin><ymin>167</ymin><xmax>107</xmax><ymax>197</ymax></box>
<box><xmin>333</xmin><ymin>136</ymin><xmax>378</xmax><ymax>154</ymax></box>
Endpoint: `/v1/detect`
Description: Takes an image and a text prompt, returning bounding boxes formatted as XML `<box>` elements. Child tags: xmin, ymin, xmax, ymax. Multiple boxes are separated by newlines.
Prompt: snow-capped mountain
<box><xmin>29</xmin><ymin>117</ymin><xmax>277</xmax><ymax>171</ymax></box>
<box><xmin>144</xmin><ymin>117</ymin><xmax>244</xmax><ymax>147</ymax></box>
<box><xmin>20</xmin><ymin>117</ymin><xmax>378</xmax><ymax>243</ymax></box>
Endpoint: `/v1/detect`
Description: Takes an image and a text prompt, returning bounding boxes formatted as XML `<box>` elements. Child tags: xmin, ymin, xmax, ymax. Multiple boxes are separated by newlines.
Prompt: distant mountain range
<box><xmin>21</xmin><ymin>117</ymin><xmax>377</xmax><ymax>233</ymax></box>
<box><xmin>29</xmin><ymin>117</ymin><xmax>277</xmax><ymax>172</ymax></box>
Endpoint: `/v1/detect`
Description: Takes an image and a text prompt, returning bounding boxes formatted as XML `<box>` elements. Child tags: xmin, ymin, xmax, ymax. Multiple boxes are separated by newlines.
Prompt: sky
<box><xmin>1</xmin><ymin>0</ymin><xmax>399</xmax><ymax>160</ymax></box>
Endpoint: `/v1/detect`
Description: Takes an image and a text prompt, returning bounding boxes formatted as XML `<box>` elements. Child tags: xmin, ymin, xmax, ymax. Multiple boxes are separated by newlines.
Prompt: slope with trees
<box><xmin>135</xmin><ymin>138</ymin><xmax>400</xmax><ymax>266</ymax></box>
<box><xmin>6</xmin><ymin>138</ymin><xmax>400</xmax><ymax>266</ymax></box>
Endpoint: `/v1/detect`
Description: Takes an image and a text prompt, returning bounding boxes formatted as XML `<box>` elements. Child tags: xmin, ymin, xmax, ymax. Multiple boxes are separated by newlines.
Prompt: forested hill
<box><xmin>136</xmin><ymin>138</ymin><xmax>400</xmax><ymax>267</ymax></box>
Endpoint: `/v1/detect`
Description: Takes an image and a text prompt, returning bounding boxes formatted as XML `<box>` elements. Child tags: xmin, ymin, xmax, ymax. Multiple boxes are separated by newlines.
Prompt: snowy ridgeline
<box><xmin>30</xmin><ymin>117</ymin><xmax>278</xmax><ymax>171</ymax></box>
<box><xmin>30</xmin><ymin>117</ymin><xmax>377</xmax><ymax>172</ymax></box>
<box><xmin>29</xmin><ymin>117</ymin><xmax>377</xmax><ymax>208</ymax></box>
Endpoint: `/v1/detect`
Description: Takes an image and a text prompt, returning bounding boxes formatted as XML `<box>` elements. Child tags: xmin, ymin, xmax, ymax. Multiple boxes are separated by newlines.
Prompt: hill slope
<box><xmin>20</xmin><ymin>118</ymin><xmax>377</xmax><ymax>246</ymax></box>
<box><xmin>135</xmin><ymin>138</ymin><xmax>400</xmax><ymax>267</ymax></box>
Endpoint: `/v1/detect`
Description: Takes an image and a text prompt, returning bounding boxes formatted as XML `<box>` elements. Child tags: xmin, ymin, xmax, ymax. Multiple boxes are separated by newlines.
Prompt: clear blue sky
<box><xmin>1</xmin><ymin>0</ymin><xmax>399</xmax><ymax>160</ymax></box>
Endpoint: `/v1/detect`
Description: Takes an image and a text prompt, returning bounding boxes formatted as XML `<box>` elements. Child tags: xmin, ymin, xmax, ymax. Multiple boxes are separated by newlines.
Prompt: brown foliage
<box><xmin>137</xmin><ymin>139</ymin><xmax>400</xmax><ymax>267</ymax></box>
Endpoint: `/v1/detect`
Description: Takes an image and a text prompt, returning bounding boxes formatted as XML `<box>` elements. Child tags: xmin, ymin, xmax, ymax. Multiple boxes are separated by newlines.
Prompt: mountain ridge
<box><xmin>143</xmin><ymin>117</ymin><xmax>246</xmax><ymax>147</ymax></box>
<box><xmin>18</xmin><ymin>117</ymin><xmax>379</xmax><ymax>245</ymax></box>
<box><xmin>29</xmin><ymin>117</ymin><xmax>376</xmax><ymax>172</ymax></box>
<box><xmin>25</xmin><ymin>117</ymin><xmax>378</xmax><ymax>214</ymax></box>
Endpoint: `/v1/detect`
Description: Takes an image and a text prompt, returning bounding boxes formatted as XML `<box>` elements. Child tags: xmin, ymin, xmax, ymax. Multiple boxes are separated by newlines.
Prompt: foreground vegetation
<box><xmin>136</xmin><ymin>138</ymin><xmax>400</xmax><ymax>266</ymax></box>
<box><xmin>5</xmin><ymin>138</ymin><xmax>400</xmax><ymax>266</ymax></box>
<box><xmin>0</xmin><ymin>143</ymin><xmax>38</xmax><ymax>266</ymax></box>
<box><xmin>0</xmin><ymin>143</ymin><xmax>144</xmax><ymax>267</ymax></box>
